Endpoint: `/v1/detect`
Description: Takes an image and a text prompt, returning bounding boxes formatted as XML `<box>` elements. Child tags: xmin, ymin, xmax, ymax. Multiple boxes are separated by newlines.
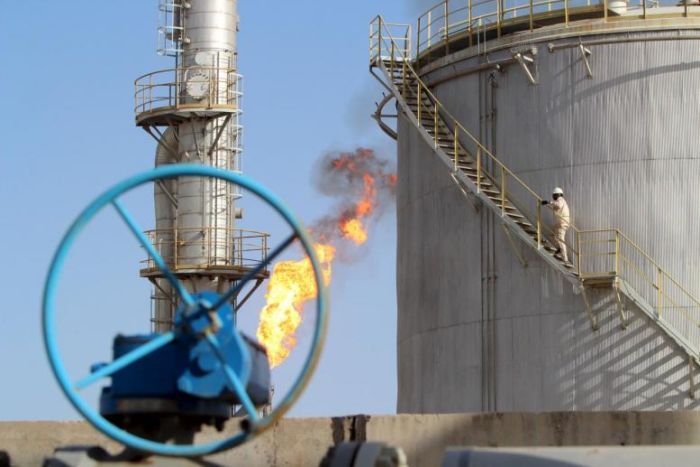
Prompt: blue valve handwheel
<box><xmin>42</xmin><ymin>165</ymin><xmax>328</xmax><ymax>457</ymax></box>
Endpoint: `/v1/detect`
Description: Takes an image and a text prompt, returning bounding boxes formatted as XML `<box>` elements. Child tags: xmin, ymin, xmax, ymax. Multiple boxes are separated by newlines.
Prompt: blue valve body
<box><xmin>98</xmin><ymin>292</ymin><xmax>271</xmax><ymax>418</ymax></box>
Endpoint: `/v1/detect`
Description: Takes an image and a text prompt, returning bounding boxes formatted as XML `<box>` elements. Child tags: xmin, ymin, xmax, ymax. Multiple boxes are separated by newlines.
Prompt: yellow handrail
<box><xmin>577</xmin><ymin>227</ymin><xmax>700</xmax><ymax>327</ymax></box>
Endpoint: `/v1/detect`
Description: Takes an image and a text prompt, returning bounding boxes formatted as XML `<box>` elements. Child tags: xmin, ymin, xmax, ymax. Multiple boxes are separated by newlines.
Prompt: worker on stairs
<box><xmin>541</xmin><ymin>187</ymin><xmax>571</xmax><ymax>265</ymax></box>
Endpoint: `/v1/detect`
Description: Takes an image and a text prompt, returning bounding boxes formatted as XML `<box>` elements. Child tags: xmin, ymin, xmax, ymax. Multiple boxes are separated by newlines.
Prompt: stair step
<box><xmin>438</xmin><ymin>144</ymin><xmax>461</xmax><ymax>151</ymax></box>
<box><xmin>423</xmin><ymin>125</ymin><xmax>452</xmax><ymax>135</ymax></box>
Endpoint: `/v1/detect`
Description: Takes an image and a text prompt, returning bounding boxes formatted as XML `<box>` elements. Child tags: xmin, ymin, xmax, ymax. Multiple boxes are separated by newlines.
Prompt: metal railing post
<box><xmin>643</xmin><ymin>0</ymin><xmax>647</xmax><ymax>19</ymax></box>
<box><xmin>428</xmin><ymin>10</ymin><xmax>432</xmax><ymax>48</ymax></box>
<box><xmin>369</xmin><ymin>21</ymin><xmax>373</xmax><ymax>62</ymax></box>
<box><xmin>529</xmin><ymin>0</ymin><xmax>534</xmax><ymax>31</ymax></box>
<box><xmin>417</xmin><ymin>82</ymin><xmax>422</xmax><ymax>123</ymax></box>
<box><xmin>497</xmin><ymin>0</ymin><xmax>503</xmax><ymax>37</ymax></box>
<box><xmin>614</xmin><ymin>230</ymin><xmax>620</xmax><ymax>276</ymax></box>
<box><xmin>476</xmin><ymin>147</ymin><xmax>482</xmax><ymax>193</ymax></box>
<box><xmin>537</xmin><ymin>203</ymin><xmax>542</xmax><ymax>249</ymax></box>
<box><xmin>565</xmin><ymin>0</ymin><xmax>570</xmax><ymax>24</ymax></box>
<box><xmin>378</xmin><ymin>17</ymin><xmax>383</xmax><ymax>61</ymax></box>
<box><xmin>445</xmin><ymin>0</ymin><xmax>450</xmax><ymax>55</ymax></box>
<box><xmin>500</xmin><ymin>166</ymin><xmax>506</xmax><ymax>216</ymax></box>
<box><xmin>417</xmin><ymin>16</ymin><xmax>422</xmax><ymax>66</ymax></box>
<box><xmin>391</xmin><ymin>42</ymin><xmax>395</xmax><ymax>73</ymax></box>
<box><xmin>658</xmin><ymin>267</ymin><xmax>663</xmax><ymax>317</ymax></box>
<box><xmin>402</xmin><ymin>60</ymin><xmax>408</xmax><ymax>97</ymax></box>
<box><xmin>468</xmin><ymin>0</ymin><xmax>473</xmax><ymax>47</ymax></box>
<box><xmin>152</xmin><ymin>74</ymin><xmax>158</xmax><ymax>110</ymax></box>
<box><xmin>576</xmin><ymin>230</ymin><xmax>581</xmax><ymax>275</ymax></box>
<box><xmin>404</xmin><ymin>27</ymin><xmax>409</xmax><ymax>59</ymax></box>
<box><xmin>434</xmin><ymin>103</ymin><xmax>439</xmax><ymax>148</ymax></box>
<box><xmin>604</xmin><ymin>0</ymin><xmax>608</xmax><ymax>20</ymax></box>
<box><xmin>454</xmin><ymin>125</ymin><xmax>459</xmax><ymax>169</ymax></box>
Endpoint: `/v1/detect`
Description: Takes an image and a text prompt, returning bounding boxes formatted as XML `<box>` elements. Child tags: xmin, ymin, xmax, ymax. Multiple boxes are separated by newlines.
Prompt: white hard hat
<box><xmin>552</xmin><ymin>187</ymin><xmax>564</xmax><ymax>195</ymax></box>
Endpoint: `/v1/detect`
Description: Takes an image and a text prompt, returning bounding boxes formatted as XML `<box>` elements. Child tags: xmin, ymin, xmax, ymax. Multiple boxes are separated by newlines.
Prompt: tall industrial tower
<box><xmin>135</xmin><ymin>0</ymin><xmax>268</xmax><ymax>331</ymax></box>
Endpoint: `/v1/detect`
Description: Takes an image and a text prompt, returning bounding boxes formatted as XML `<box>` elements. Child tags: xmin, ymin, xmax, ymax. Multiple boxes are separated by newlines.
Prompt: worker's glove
<box><xmin>540</xmin><ymin>200</ymin><xmax>549</xmax><ymax>206</ymax></box>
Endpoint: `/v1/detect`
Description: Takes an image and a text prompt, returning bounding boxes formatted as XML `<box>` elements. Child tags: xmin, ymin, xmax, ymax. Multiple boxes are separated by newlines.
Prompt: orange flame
<box><xmin>340</xmin><ymin>218</ymin><xmax>368</xmax><ymax>244</ymax></box>
<box><xmin>339</xmin><ymin>173</ymin><xmax>376</xmax><ymax>245</ymax></box>
<box><xmin>256</xmin><ymin>243</ymin><xmax>335</xmax><ymax>368</ymax></box>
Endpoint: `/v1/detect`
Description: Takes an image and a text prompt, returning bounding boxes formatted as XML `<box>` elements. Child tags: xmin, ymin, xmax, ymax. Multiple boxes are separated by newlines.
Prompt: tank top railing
<box><xmin>371</xmin><ymin>15</ymin><xmax>700</xmax><ymax>356</ymax></box>
<box><xmin>416</xmin><ymin>0</ymin><xmax>699</xmax><ymax>64</ymax></box>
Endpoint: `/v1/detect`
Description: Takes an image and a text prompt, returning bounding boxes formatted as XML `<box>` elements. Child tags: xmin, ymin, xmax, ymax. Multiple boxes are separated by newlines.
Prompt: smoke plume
<box><xmin>311</xmin><ymin>147</ymin><xmax>397</xmax><ymax>245</ymax></box>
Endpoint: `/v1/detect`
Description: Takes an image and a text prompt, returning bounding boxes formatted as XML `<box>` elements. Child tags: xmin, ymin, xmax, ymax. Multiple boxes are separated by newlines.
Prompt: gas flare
<box><xmin>256</xmin><ymin>148</ymin><xmax>396</xmax><ymax>368</ymax></box>
<box><xmin>256</xmin><ymin>243</ymin><xmax>335</xmax><ymax>368</ymax></box>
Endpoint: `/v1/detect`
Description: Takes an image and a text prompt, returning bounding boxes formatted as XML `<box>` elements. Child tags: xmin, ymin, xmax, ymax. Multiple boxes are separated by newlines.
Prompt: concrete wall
<box><xmin>3</xmin><ymin>412</ymin><xmax>700</xmax><ymax>466</ymax></box>
<box><xmin>396</xmin><ymin>26</ymin><xmax>700</xmax><ymax>413</ymax></box>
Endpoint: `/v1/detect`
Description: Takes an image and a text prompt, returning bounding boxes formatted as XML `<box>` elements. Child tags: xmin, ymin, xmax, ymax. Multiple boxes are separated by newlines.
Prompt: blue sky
<box><xmin>0</xmin><ymin>1</ymin><xmax>425</xmax><ymax>420</ymax></box>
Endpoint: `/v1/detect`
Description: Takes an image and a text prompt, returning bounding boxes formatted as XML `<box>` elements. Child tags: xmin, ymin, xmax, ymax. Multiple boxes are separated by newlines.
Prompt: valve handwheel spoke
<box><xmin>42</xmin><ymin>165</ymin><xmax>328</xmax><ymax>457</ymax></box>
<box><xmin>75</xmin><ymin>331</ymin><xmax>176</xmax><ymax>390</ymax></box>
<box><xmin>111</xmin><ymin>199</ymin><xmax>194</xmax><ymax>307</ymax></box>
<box><xmin>205</xmin><ymin>333</ymin><xmax>260</xmax><ymax>424</ymax></box>
<box><xmin>211</xmin><ymin>232</ymin><xmax>297</xmax><ymax>311</ymax></box>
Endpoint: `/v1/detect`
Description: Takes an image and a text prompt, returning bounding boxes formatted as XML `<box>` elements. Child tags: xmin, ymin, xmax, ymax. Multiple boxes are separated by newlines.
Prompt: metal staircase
<box><xmin>369</xmin><ymin>16</ymin><xmax>700</xmax><ymax>393</ymax></box>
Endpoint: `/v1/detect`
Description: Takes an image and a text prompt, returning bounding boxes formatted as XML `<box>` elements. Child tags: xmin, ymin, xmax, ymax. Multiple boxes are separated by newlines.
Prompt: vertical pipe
<box><xmin>643</xmin><ymin>0</ymin><xmax>647</xmax><ymax>19</ymax></box>
<box><xmin>604</xmin><ymin>0</ymin><xmax>608</xmax><ymax>20</ymax></box>
<box><xmin>529</xmin><ymin>0</ymin><xmax>534</xmax><ymax>31</ymax></box>
<box><xmin>565</xmin><ymin>0</ymin><xmax>569</xmax><ymax>24</ymax></box>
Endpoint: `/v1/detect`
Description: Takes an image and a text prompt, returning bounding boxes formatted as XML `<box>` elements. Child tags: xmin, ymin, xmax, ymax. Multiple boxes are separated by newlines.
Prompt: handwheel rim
<box><xmin>42</xmin><ymin>165</ymin><xmax>328</xmax><ymax>457</ymax></box>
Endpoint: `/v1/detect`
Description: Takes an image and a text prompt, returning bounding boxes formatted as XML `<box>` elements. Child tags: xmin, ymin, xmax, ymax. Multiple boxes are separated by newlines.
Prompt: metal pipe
<box><xmin>548</xmin><ymin>34</ymin><xmax>700</xmax><ymax>52</ymax></box>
